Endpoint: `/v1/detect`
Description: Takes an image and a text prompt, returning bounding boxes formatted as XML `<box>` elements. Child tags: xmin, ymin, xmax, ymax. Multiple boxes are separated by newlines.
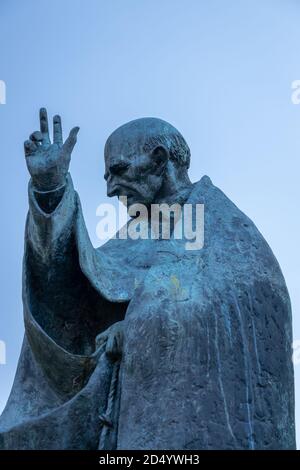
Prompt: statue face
<box><xmin>103</xmin><ymin>117</ymin><xmax>190</xmax><ymax>207</ymax></box>
<box><xmin>104</xmin><ymin>144</ymin><xmax>168</xmax><ymax>207</ymax></box>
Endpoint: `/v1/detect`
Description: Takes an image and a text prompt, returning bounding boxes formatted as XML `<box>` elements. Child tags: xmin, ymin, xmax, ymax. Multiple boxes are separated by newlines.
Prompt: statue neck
<box><xmin>155</xmin><ymin>163</ymin><xmax>193</xmax><ymax>205</ymax></box>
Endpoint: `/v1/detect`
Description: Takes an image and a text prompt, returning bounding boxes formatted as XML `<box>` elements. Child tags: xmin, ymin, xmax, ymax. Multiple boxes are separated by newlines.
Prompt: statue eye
<box><xmin>117</xmin><ymin>165</ymin><xmax>128</xmax><ymax>175</ymax></box>
<box><xmin>110</xmin><ymin>163</ymin><xmax>130</xmax><ymax>176</ymax></box>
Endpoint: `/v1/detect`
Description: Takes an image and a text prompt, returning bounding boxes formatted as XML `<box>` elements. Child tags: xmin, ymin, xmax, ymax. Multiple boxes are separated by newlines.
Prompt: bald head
<box><xmin>104</xmin><ymin>117</ymin><xmax>192</xmax><ymax>207</ymax></box>
<box><xmin>105</xmin><ymin>117</ymin><xmax>190</xmax><ymax>169</ymax></box>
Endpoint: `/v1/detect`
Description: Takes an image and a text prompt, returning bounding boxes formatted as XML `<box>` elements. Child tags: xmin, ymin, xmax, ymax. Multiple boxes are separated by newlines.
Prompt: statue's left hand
<box><xmin>95</xmin><ymin>321</ymin><xmax>124</xmax><ymax>361</ymax></box>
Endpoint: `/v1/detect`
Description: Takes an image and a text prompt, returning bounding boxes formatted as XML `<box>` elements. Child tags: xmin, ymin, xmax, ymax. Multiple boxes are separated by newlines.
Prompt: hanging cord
<box><xmin>98</xmin><ymin>360</ymin><xmax>120</xmax><ymax>449</ymax></box>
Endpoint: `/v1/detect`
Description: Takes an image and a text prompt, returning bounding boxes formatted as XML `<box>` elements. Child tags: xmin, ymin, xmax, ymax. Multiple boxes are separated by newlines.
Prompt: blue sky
<box><xmin>0</xmin><ymin>0</ymin><xmax>300</xmax><ymax>447</ymax></box>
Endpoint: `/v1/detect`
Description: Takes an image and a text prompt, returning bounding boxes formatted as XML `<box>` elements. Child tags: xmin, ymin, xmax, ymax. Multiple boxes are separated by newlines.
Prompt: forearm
<box><xmin>24</xmin><ymin>173</ymin><xmax>91</xmax><ymax>348</ymax></box>
<box><xmin>27</xmin><ymin>173</ymin><xmax>76</xmax><ymax>261</ymax></box>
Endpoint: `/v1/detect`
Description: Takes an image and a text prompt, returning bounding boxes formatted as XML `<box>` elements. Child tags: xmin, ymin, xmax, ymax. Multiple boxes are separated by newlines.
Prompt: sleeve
<box><xmin>27</xmin><ymin>173</ymin><xmax>76</xmax><ymax>263</ymax></box>
<box><xmin>24</xmin><ymin>174</ymin><xmax>123</xmax><ymax>356</ymax></box>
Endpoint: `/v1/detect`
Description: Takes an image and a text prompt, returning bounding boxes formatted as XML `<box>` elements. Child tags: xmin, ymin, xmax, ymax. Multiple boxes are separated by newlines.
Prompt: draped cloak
<box><xmin>0</xmin><ymin>174</ymin><xmax>295</xmax><ymax>449</ymax></box>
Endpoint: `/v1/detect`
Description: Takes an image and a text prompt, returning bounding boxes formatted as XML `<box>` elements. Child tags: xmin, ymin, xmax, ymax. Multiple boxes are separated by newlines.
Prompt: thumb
<box><xmin>63</xmin><ymin>126</ymin><xmax>80</xmax><ymax>154</ymax></box>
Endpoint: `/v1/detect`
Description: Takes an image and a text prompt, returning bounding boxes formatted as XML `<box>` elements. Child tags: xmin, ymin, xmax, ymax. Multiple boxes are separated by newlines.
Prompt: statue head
<box><xmin>104</xmin><ymin>118</ymin><xmax>191</xmax><ymax>206</ymax></box>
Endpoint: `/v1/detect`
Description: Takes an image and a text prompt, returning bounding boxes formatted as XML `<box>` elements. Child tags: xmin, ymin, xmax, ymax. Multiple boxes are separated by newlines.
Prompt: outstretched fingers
<box><xmin>28</xmin><ymin>109</ymin><xmax>78</xmax><ymax>156</ymax></box>
<box><xmin>39</xmin><ymin>108</ymin><xmax>50</xmax><ymax>145</ymax></box>
<box><xmin>53</xmin><ymin>115</ymin><xmax>63</xmax><ymax>145</ymax></box>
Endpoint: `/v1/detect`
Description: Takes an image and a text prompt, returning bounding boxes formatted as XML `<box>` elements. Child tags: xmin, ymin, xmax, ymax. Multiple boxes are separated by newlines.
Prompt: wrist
<box><xmin>31</xmin><ymin>174</ymin><xmax>67</xmax><ymax>192</ymax></box>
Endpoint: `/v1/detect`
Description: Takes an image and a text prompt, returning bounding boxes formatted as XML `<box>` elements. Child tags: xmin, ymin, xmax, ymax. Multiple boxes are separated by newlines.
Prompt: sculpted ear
<box><xmin>151</xmin><ymin>145</ymin><xmax>169</xmax><ymax>174</ymax></box>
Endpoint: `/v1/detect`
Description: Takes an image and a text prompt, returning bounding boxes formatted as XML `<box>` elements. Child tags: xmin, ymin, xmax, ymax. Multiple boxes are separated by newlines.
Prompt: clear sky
<box><xmin>0</xmin><ymin>0</ymin><xmax>299</xmax><ymax>447</ymax></box>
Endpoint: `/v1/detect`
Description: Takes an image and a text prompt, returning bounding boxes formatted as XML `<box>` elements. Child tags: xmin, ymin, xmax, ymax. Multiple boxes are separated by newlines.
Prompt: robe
<box><xmin>0</xmin><ymin>174</ymin><xmax>295</xmax><ymax>449</ymax></box>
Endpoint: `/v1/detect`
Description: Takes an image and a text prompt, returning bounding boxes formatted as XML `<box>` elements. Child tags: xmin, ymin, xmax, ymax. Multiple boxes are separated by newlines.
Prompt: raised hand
<box><xmin>24</xmin><ymin>108</ymin><xmax>79</xmax><ymax>191</ymax></box>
